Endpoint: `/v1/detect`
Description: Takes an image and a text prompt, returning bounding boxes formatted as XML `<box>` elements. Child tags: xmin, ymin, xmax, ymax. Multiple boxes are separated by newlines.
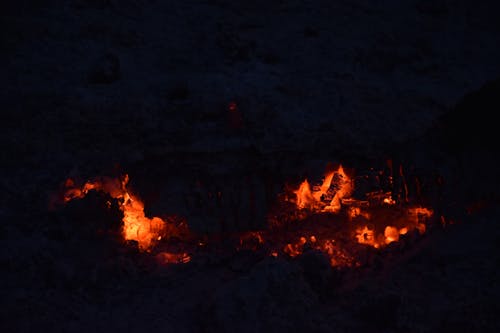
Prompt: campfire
<box><xmin>262</xmin><ymin>163</ymin><xmax>433</xmax><ymax>267</ymax></box>
<box><xmin>50</xmin><ymin>174</ymin><xmax>191</xmax><ymax>263</ymax></box>
<box><xmin>51</xmin><ymin>159</ymin><xmax>436</xmax><ymax>270</ymax></box>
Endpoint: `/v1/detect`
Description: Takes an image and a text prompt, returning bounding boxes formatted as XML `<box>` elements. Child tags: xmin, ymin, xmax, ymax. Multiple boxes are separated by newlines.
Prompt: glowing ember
<box><xmin>122</xmin><ymin>193</ymin><xmax>166</xmax><ymax>249</ymax></box>
<box><xmin>294</xmin><ymin>179</ymin><xmax>315</xmax><ymax>209</ymax></box>
<box><xmin>156</xmin><ymin>252</ymin><xmax>191</xmax><ymax>264</ymax></box>
<box><xmin>324</xmin><ymin>165</ymin><xmax>352</xmax><ymax>213</ymax></box>
<box><xmin>294</xmin><ymin>165</ymin><xmax>352</xmax><ymax>213</ymax></box>
<box><xmin>278</xmin><ymin>234</ymin><xmax>359</xmax><ymax>267</ymax></box>
<box><xmin>356</xmin><ymin>226</ymin><xmax>378</xmax><ymax>248</ymax></box>
<box><xmin>291</xmin><ymin>164</ymin><xmax>434</xmax><ymax>253</ymax></box>
<box><xmin>283</xmin><ymin>236</ymin><xmax>308</xmax><ymax>257</ymax></box>
<box><xmin>384</xmin><ymin>226</ymin><xmax>400</xmax><ymax>244</ymax></box>
<box><xmin>59</xmin><ymin>174</ymin><xmax>169</xmax><ymax>250</ymax></box>
<box><xmin>383</xmin><ymin>197</ymin><xmax>396</xmax><ymax>205</ymax></box>
<box><xmin>54</xmin><ymin>160</ymin><xmax>437</xmax><ymax>269</ymax></box>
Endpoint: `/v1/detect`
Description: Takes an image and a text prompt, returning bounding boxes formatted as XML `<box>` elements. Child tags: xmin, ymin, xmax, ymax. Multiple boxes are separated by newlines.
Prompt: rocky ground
<box><xmin>2</xmin><ymin>1</ymin><xmax>500</xmax><ymax>332</ymax></box>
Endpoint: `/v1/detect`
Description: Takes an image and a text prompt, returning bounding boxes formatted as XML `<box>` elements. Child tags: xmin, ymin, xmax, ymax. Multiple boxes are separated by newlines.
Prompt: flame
<box><xmin>294</xmin><ymin>179</ymin><xmax>315</xmax><ymax>209</ymax></box>
<box><xmin>294</xmin><ymin>165</ymin><xmax>352</xmax><ymax>213</ymax></box>
<box><xmin>121</xmin><ymin>193</ymin><xmax>166</xmax><ymax>249</ymax></box>
<box><xmin>291</xmin><ymin>165</ymin><xmax>434</xmax><ymax>253</ymax></box>
<box><xmin>324</xmin><ymin>165</ymin><xmax>352</xmax><ymax>213</ymax></box>
<box><xmin>60</xmin><ymin>175</ymin><xmax>168</xmax><ymax>250</ymax></box>
<box><xmin>55</xmin><ymin>161</ymin><xmax>437</xmax><ymax>269</ymax></box>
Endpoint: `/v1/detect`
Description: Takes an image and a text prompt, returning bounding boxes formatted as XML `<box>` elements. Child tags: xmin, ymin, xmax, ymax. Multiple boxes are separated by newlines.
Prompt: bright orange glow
<box><xmin>291</xmin><ymin>165</ymin><xmax>434</xmax><ymax>253</ymax></box>
<box><xmin>313</xmin><ymin>170</ymin><xmax>335</xmax><ymax>202</ymax></box>
<box><xmin>383</xmin><ymin>197</ymin><xmax>396</xmax><ymax>205</ymax></box>
<box><xmin>294</xmin><ymin>179</ymin><xmax>315</xmax><ymax>209</ymax></box>
<box><xmin>60</xmin><ymin>175</ymin><xmax>170</xmax><ymax>250</ymax></box>
<box><xmin>294</xmin><ymin>165</ymin><xmax>352</xmax><ymax>213</ymax></box>
<box><xmin>384</xmin><ymin>226</ymin><xmax>400</xmax><ymax>244</ymax></box>
<box><xmin>122</xmin><ymin>193</ymin><xmax>166</xmax><ymax>249</ymax></box>
<box><xmin>356</xmin><ymin>226</ymin><xmax>379</xmax><ymax>248</ymax></box>
<box><xmin>55</xmin><ymin>160</ymin><xmax>437</xmax><ymax>269</ymax></box>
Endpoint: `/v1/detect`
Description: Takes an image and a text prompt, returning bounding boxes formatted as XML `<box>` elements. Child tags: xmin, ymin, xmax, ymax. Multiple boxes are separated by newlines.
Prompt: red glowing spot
<box><xmin>228</xmin><ymin>101</ymin><xmax>238</xmax><ymax>112</ymax></box>
<box><xmin>227</xmin><ymin>101</ymin><xmax>243</xmax><ymax>130</ymax></box>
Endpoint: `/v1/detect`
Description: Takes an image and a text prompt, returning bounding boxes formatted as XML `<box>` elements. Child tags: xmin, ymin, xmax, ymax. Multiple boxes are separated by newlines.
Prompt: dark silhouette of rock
<box><xmin>431</xmin><ymin>77</ymin><xmax>500</xmax><ymax>153</ymax></box>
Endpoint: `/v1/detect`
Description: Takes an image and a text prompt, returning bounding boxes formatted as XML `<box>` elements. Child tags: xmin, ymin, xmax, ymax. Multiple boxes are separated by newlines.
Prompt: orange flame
<box><xmin>325</xmin><ymin>165</ymin><xmax>352</xmax><ymax>213</ymax></box>
<box><xmin>292</xmin><ymin>165</ymin><xmax>434</xmax><ymax>252</ymax></box>
<box><xmin>60</xmin><ymin>175</ymin><xmax>168</xmax><ymax>250</ymax></box>
<box><xmin>57</xmin><ymin>161</ymin><xmax>437</xmax><ymax>268</ymax></box>
<box><xmin>294</xmin><ymin>179</ymin><xmax>315</xmax><ymax>209</ymax></box>
<box><xmin>294</xmin><ymin>165</ymin><xmax>352</xmax><ymax>213</ymax></box>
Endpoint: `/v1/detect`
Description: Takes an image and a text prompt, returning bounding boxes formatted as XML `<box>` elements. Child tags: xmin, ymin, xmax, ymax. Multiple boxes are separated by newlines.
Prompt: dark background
<box><xmin>2</xmin><ymin>1</ymin><xmax>500</xmax><ymax>332</ymax></box>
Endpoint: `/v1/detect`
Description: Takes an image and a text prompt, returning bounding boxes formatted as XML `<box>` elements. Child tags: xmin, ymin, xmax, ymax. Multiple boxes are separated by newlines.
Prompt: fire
<box><xmin>294</xmin><ymin>165</ymin><xmax>352</xmax><ymax>213</ymax></box>
<box><xmin>355</xmin><ymin>226</ymin><xmax>378</xmax><ymax>247</ymax></box>
<box><xmin>294</xmin><ymin>179</ymin><xmax>315</xmax><ymax>209</ymax></box>
<box><xmin>53</xmin><ymin>160</ymin><xmax>437</xmax><ymax>269</ymax></box>
<box><xmin>324</xmin><ymin>165</ymin><xmax>352</xmax><ymax>213</ymax></box>
<box><xmin>58</xmin><ymin>174</ymin><xmax>169</xmax><ymax>250</ymax></box>
<box><xmin>384</xmin><ymin>226</ymin><xmax>399</xmax><ymax>243</ymax></box>
<box><xmin>279</xmin><ymin>234</ymin><xmax>359</xmax><ymax>267</ymax></box>
<box><xmin>121</xmin><ymin>192</ymin><xmax>166</xmax><ymax>249</ymax></box>
<box><xmin>284</xmin><ymin>236</ymin><xmax>308</xmax><ymax>257</ymax></box>
<box><xmin>291</xmin><ymin>164</ymin><xmax>434</xmax><ymax>252</ymax></box>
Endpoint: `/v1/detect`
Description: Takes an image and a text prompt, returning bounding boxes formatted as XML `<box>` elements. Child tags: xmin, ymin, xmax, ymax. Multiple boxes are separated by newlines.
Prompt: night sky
<box><xmin>2</xmin><ymin>1</ymin><xmax>500</xmax><ymax>332</ymax></box>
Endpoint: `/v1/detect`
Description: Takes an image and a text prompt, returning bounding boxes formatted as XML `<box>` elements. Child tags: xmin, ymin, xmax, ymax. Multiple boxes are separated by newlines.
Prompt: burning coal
<box><xmin>294</xmin><ymin>165</ymin><xmax>352</xmax><ymax>212</ymax></box>
<box><xmin>53</xmin><ymin>175</ymin><xmax>177</xmax><ymax>251</ymax></box>
<box><xmin>277</xmin><ymin>164</ymin><xmax>433</xmax><ymax>263</ymax></box>
<box><xmin>52</xmin><ymin>161</ymin><xmax>434</xmax><ymax>268</ymax></box>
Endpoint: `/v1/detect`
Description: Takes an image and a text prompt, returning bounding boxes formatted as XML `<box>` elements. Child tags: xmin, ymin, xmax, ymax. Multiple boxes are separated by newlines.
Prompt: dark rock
<box><xmin>57</xmin><ymin>190</ymin><xmax>123</xmax><ymax>242</ymax></box>
<box><xmin>358</xmin><ymin>293</ymin><xmax>402</xmax><ymax>330</ymax></box>
<box><xmin>430</xmin><ymin>77</ymin><xmax>500</xmax><ymax>153</ymax></box>
<box><xmin>416</xmin><ymin>0</ymin><xmax>449</xmax><ymax>18</ymax></box>
<box><xmin>205</xmin><ymin>257</ymin><xmax>318</xmax><ymax>332</ymax></box>
<box><xmin>216</xmin><ymin>28</ymin><xmax>255</xmax><ymax>63</ymax></box>
<box><xmin>87</xmin><ymin>52</ymin><xmax>121</xmax><ymax>84</ymax></box>
<box><xmin>166</xmin><ymin>82</ymin><xmax>190</xmax><ymax>101</ymax></box>
<box><xmin>299</xmin><ymin>249</ymin><xmax>334</xmax><ymax>297</ymax></box>
<box><xmin>303</xmin><ymin>26</ymin><xmax>319</xmax><ymax>37</ymax></box>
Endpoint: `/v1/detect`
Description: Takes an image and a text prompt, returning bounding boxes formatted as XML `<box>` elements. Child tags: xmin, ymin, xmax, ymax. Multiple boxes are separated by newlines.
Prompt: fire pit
<box><xmin>52</xmin><ymin>154</ymin><xmax>440</xmax><ymax>272</ymax></box>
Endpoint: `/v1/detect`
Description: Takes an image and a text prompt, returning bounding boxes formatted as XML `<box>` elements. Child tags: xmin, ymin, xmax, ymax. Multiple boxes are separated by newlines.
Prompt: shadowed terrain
<box><xmin>1</xmin><ymin>1</ymin><xmax>500</xmax><ymax>332</ymax></box>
